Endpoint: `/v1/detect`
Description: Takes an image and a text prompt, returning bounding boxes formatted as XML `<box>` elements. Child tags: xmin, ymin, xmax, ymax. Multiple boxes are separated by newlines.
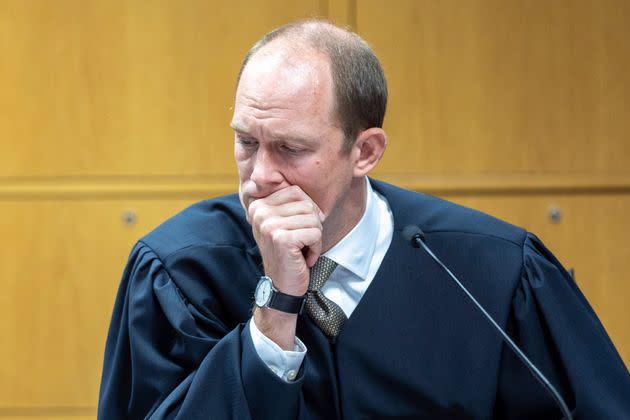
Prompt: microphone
<box><xmin>402</xmin><ymin>225</ymin><xmax>573</xmax><ymax>420</ymax></box>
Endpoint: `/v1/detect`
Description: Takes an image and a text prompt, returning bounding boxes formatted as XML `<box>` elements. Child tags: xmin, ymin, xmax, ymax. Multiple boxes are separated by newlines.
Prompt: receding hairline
<box><xmin>237</xmin><ymin>19</ymin><xmax>366</xmax><ymax>86</ymax></box>
<box><xmin>278</xmin><ymin>19</ymin><xmax>361</xmax><ymax>49</ymax></box>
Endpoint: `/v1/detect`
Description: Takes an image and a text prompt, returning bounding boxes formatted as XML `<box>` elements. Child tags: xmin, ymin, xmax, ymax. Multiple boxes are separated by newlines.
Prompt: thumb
<box><xmin>304</xmin><ymin>240</ymin><xmax>322</xmax><ymax>268</ymax></box>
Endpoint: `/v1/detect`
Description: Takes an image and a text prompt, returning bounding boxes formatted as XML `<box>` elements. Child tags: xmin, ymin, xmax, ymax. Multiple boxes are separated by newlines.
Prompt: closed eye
<box><xmin>280</xmin><ymin>144</ymin><xmax>303</xmax><ymax>155</ymax></box>
<box><xmin>236</xmin><ymin>137</ymin><xmax>258</xmax><ymax>148</ymax></box>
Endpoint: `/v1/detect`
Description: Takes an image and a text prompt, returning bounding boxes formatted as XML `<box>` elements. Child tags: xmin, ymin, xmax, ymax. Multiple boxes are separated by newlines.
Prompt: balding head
<box><xmin>236</xmin><ymin>19</ymin><xmax>388</xmax><ymax>151</ymax></box>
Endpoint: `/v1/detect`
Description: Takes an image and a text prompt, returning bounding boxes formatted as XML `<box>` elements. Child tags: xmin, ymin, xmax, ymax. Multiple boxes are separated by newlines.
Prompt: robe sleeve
<box><xmin>97</xmin><ymin>242</ymin><xmax>306</xmax><ymax>419</ymax></box>
<box><xmin>494</xmin><ymin>233</ymin><xmax>630</xmax><ymax>418</ymax></box>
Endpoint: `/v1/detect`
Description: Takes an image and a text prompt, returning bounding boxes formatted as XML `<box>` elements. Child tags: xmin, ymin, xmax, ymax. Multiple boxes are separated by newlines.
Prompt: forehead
<box><xmin>232</xmin><ymin>41</ymin><xmax>336</xmax><ymax>132</ymax></box>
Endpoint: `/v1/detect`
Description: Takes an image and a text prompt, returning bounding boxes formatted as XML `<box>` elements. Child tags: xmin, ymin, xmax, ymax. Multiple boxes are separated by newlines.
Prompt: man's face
<box><xmin>231</xmin><ymin>42</ymin><xmax>356</xmax><ymax>225</ymax></box>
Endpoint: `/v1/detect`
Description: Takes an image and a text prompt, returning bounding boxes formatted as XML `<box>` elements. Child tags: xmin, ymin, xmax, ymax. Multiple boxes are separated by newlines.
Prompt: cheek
<box><xmin>235</xmin><ymin>156</ymin><xmax>252</xmax><ymax>179</ymax></box>
<box><xmin>304</xmin><ymin>163</ymin><xmax>342</xmax><ymax>210</ymax></box>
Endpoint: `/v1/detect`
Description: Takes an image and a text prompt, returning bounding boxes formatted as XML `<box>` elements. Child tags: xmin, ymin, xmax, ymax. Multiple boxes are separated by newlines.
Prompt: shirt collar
<box><xmin>323</xmin><ymin>178</ymin><xmax>379</xmax><ymax>280</ymax></box>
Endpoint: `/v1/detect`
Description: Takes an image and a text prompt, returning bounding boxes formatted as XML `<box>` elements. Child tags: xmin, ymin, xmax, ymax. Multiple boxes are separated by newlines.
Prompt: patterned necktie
<box><xmin>304</xmin><ymin>256</ymin><xmax>347</xmax><ymax>338</ymax></box>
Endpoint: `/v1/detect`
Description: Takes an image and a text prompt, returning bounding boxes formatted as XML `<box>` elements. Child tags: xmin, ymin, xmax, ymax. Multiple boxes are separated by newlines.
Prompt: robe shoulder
<box><xmin>495</xmin><ymin>232</ymin><xmax>630</xmax><ymax>417</ymax></box>
<box><xmin>135</xmin><ymin>193</ymin><xmax>260</xmax><ymax>327</ymax></box>
<box><xmin>141</xmin><ymin>193</ymin><xmax>256</xmax><ymax>260</ymax></box>
<box><xmin>371</xmin><ymin>178</ymin><xmax>527</xmax><ymax>246</ymax></box>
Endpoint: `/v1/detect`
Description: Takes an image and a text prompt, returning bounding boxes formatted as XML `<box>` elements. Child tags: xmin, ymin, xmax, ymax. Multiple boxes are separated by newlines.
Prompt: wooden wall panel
<box><xmin>0</xmin><ymin>0</ymin><xmax>324</xmax><ymax>177</ymax></box>
<box><xmin>0</xmin><ymin>417</ymin><xmax>92</xmax><ymax>420</ymax></box>
<box><xmin>359</xmin><ymin>0</ymin><xmax>630</xmax><ymax>176</ymax></box>
<box><xmin>444</xmin><ymin>193</ymin><xmax>630</xmax><ymax>367</ymax></box>
<box><xmin>0</xmin><ymin>198</ymin><xmax>199</xmax><ymax>410</ymax></box>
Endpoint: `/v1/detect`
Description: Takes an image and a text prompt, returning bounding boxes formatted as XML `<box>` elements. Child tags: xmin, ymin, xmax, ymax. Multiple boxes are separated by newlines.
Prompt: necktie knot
<box><xmin>309</xmin><ymin>256</ymin><xmax>338</xmax><ymax>291</ymax></box>
<box><xmin>305</xmin><ymin>256</ymin><xmax>347</xmax><ymax>338</ymax></box>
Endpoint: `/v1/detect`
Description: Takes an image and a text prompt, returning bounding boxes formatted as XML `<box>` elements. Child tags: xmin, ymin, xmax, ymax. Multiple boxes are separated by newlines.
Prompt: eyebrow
<box><xmin>230</xmin><ymin>122</ymin><xmax>318</xmax><ymax>147</ymax></box>
<box><xmin>272</xmin><ymin>133</ymin><xmax>318</xmax><ymax>147</ymax></box>
<box><xmin>230</xmin><ymin>122</ymin><xmax>248</xmax><ymax>133</ymax></box>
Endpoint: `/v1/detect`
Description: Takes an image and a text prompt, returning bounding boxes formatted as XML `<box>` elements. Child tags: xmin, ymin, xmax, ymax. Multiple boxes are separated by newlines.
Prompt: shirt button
<box><xmin>286</xmin><ymin>370</ymin><xmax>297</xmax><ymax>380</ymax></box>
<box><xmin>270</xmin><ymin>366</ymin><xmax>279</xmax><ymax>375</ymax></box>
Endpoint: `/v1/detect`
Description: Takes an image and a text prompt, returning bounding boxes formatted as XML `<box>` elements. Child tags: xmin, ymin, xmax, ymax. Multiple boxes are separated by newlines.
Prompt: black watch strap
<box><xmin>268</xmin><ymin>290</ymin><xmax>306</xmax><ymax>314</ymax></box>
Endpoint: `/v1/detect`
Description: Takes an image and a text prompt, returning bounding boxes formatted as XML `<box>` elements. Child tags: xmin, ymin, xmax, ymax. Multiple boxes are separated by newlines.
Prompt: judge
<box><xmin>98</xmin><ymin>20</ymin><xmax>630</xmax><ymax>419</ymax></box>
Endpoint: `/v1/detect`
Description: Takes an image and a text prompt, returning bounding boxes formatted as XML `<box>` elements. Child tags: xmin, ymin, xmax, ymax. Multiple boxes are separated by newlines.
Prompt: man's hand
<box><xmin>248</xmin><ymin>185</ymin><xmax>325</xmax><ymax>349</ymax></box>
<box><xmin>249</xmin><ymin>185</ymin><xmax>325</xmax><ymax>295</ymax></box>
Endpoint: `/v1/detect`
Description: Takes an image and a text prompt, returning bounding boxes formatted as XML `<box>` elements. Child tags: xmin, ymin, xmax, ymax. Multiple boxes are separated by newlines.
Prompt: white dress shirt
<box><xmin>250</xmin><ymin>178</ymin><xmax>394</xmax><ymax>381</ymax></box>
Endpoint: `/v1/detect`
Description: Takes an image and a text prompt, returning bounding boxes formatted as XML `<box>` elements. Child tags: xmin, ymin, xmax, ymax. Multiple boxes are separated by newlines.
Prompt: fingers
<box><xmin>258</xmin><ymin>214</ymin><xmax>322</xmax><ymax>236</ymax></box>
<box><xmin>256</xmin><ymin>185</ymin><xmax>310</xmax><ymax>205</ymax></box>
<box><xmin>250</xmin><ymin>201</ymin><xmax>323</xmax><ymax>228</ymax></box>
<box><xmin>264</xmin><ymin>225</ymin><xmax>322</xmax><ymax>255</ymax></box>
<box><xmin>248</xmin><ymin>186</ymin><xmax>325</xmax><ymax>222</ymax></box>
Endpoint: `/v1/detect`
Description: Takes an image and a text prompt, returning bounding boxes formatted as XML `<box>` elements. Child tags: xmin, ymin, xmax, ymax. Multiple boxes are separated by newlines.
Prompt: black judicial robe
<box><xmin>98</xmin><ymin>179</ymin><xmax>630</xmax><ymax>419</ymax></box>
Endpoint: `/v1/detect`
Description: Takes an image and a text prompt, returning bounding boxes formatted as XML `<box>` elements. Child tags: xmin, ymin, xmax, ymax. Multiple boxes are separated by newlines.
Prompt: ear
<box><xmin>351</xmin><ymin>127</ymin><xmax>388</xmax><ymax>177</ymax></box>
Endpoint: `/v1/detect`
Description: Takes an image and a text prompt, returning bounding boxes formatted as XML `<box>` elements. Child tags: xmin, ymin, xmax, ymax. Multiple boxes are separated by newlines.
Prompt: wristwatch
<box><xmin>254</xmin><ymin>276</ymin><xmax>306</xmax><ymax>314</ymax></box>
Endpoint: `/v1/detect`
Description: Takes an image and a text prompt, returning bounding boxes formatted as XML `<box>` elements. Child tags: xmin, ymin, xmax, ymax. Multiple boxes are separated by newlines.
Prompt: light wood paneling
<box><xmin>0</xmin><ymin>0</ymin><xmax>324</xmax><ymax>177</ymax></box>
<box><xmin>0</xmin><ymin>416</ymin><xmax>93</xmax><ymax>420</ymax></box>
<box><xmin>325</xmin><ymin>0</ymin><xmax>357</xmax><ymax>29</ymax></box>
<box><xmin>443</xmin><ymin>192</ymin><xmax>630</xmax><ymax>367</ymax></box>
<box><xmin>0</xmin><ymin>198</ymin><xmax>197</xmax><ymax>409</ymax></box>
<box><xmin>0</xmin><ymin>176</ymin><xmax>238</xmax><ymax>199</ymax></box>
<box><xmin>1</xmin><ymin>173</ymin><xmax>629</xmax><ymax>200</ymax></box>
<box><xmin>0</xmin><ymin>406</ymin><xmax>93</xmax><ymax>419</ymax></box>
<box><xmin>359</xmin><ymin>0</ymin><xmax>630</xmax><ymax>176</ymax></box>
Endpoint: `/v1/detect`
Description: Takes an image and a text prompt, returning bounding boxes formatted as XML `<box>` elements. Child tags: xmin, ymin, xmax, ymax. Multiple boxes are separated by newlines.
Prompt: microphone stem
<box><xmin>417</xmin><ymin>238</ymin><xmax>572</xmax><ymax>420</ymax></box>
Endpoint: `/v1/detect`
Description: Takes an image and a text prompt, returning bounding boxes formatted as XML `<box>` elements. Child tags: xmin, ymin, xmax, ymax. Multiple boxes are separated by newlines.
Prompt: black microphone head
<box><xmin>402</xmin><ymin>225</ymin><xmax>425</xmax><ymax>247</ymax></box>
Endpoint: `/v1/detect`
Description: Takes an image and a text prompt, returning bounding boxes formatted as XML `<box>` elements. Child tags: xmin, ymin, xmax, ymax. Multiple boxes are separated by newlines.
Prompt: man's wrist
<box><xmin>254</xmin><ymin>275</ymin><xmax>306</xmax><ymax>314</ymax></box>
<box><xmin>253</xmin><ymin>306</ymin><xmax>298</xmax><ymax>351</ymax></box>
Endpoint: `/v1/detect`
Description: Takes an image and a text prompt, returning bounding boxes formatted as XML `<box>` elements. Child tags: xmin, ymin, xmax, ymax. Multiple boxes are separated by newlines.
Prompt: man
<box><xmin>98</xmin><ymin>20</ymin><xmax>630</xmax><ymax>419</ymax></box>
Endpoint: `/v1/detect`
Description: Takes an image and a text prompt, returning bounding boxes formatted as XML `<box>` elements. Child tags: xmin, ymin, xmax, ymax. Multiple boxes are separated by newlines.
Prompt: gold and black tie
<box><xmin>304</xmin><ymin>256</ymin><xmax>347</xmax><ymax>338</ymax></box>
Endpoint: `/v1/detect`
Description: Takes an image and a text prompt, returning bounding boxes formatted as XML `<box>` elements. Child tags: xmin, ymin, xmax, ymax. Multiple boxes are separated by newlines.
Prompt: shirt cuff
<box><xmin>249</xmin><ymin>317</ymin><xmax>307</xmax><ymax>382</ymax></box>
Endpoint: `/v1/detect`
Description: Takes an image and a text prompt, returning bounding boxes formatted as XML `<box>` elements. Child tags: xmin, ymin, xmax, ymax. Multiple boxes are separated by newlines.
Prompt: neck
<box><xmin>321</xmin><ymin>177</ymin><xmax>367</xmax><ymax>253</ymax></box>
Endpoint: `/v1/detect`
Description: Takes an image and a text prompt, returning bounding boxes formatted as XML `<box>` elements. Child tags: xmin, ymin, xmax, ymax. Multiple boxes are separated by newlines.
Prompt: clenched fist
<box><xmin>248</xmin><ymin>185</ymin><xmax>325</xmax><ymax>298</ymax></box>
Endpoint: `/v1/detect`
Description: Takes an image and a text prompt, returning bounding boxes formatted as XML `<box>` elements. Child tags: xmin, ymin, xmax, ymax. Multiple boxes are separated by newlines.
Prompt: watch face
<box><xmin>255</xmin><ymin>277</ymin><xmax>273</xmax><ymax>307</ymax></box>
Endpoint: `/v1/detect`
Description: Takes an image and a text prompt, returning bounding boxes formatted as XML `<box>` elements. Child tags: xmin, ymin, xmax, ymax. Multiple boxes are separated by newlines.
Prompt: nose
<box><xmin>250</xmin><ymin>147</ymin><xmax>284</xmax><ymax>187</ymax></box>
